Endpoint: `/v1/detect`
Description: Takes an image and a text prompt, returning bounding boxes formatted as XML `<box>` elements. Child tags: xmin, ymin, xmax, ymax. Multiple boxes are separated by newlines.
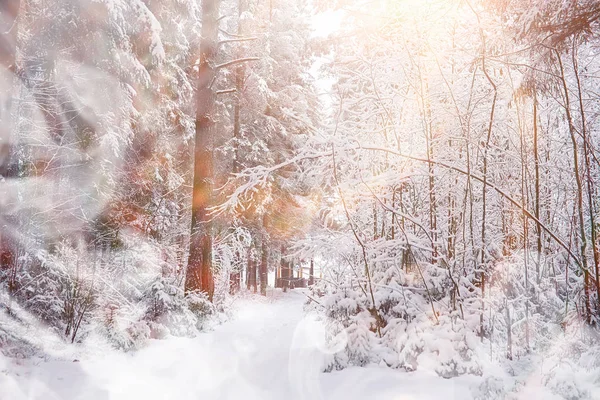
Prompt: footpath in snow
<box><xmin>0</xmin><ymin>289</ymin><xmax>478</xmax><ymax>400</ymax></box>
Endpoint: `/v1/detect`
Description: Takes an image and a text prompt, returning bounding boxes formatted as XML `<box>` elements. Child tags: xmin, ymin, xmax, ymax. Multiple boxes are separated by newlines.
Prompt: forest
<box><xmin>1</xmin><ymin>0</ymin><xmax>600</xmax><ymax>399</ymax></box>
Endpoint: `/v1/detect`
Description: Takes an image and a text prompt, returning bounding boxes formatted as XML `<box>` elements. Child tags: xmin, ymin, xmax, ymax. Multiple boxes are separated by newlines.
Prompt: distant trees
<box><xmin>212</xmin><ymin>0</ymin><xmax>320</xmax><ymax>296</ymax></box>
<box><xmin>227</xmin><ymin>0</ymin><xmax>600</xmax><ymax>374</ymax></box>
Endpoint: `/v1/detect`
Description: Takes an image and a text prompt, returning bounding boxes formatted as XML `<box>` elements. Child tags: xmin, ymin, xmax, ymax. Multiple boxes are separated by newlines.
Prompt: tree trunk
<box><xmin>186</xmin><ymin>0</ymin><xmax>220</xmax><ymax>300</ymax></box>
<box><xmin>229</xmin><ymin>265</ymin><xmax>240</xmax><ymax>295</ymax></box>
<box><xmin>533</xmin><ymin>89</ymin><xmax>543</xmax><ymax>284</ymax></box>
<box><xmin>572</xmin><ymin>45</ymin><xmax>600</xmax><ymax>315</ymax></box>
<box><xmin>309</xmin><ymin>258</ymin><xmax>314</xmax><ymax>286</ymax></box>
<box><xmin>480</xmin><ymin>59</ymin><xmax>497</xmax><ymax>341</ymax></box>
<box><xmin>248</xmin><ymin>254</ymin><xmax>257</xmax><ymax>293</ymax></box>
<box><xmin>281</xmin><ymin>244</ymin><xmax>288</xmax><ymax>293</ymax></box>
<box><xmin>419</xmin><ymin>74</ymin><xmax>437</xmax><ymax>264</ymax></box>
<box><xmin>556</xmin><ymin>50</ymin><xmax>592</xmax><ymax>322</ymax></box>
<box><xmin>260</xmin><ymin>234</ymin><xmax>268</xmax><ymax>296</ymax></box>
<box><xmin>505</xmin><ymin>299</ymin><xmax>513</xmax><ymax>360</ymax></box>
<box><xmin>252</xmin><ymin>258</ymin><xmax>258</xmax><ymax>293</ymax></box>
<box><xmin>228</xmin><ymin>0</ymin><xmax>247</xmax><ymax>295</ymax></box>
<box><xmin>246</xmin><ymin>246</ymin><xmax>252</xmax><ymax>290</ymax></box>
<box><xmin>517</xmin><ymin>94</ymin><xmax>530</xmax><ymax>351</ymax></box>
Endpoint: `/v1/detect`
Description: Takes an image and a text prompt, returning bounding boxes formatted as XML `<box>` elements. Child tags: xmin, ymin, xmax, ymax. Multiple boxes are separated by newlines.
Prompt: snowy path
<box><xmin>0</xmin><ymin>290</ymin><xmax>478</xmax><ymax>400</ymax></box>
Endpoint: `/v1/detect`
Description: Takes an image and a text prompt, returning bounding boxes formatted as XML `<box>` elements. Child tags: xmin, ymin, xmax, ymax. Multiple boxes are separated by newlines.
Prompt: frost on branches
<box><xmin>2</xmin><ymin>0</ymin><xmax>600</xmax><ymax>398</ymax></box>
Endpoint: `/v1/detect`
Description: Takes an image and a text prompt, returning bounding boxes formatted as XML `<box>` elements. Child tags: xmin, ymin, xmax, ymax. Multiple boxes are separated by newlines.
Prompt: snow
<box><xmin>1</xmin><ymin>289</ymin><xmax>481</xmax><ymax>400</ymax></box>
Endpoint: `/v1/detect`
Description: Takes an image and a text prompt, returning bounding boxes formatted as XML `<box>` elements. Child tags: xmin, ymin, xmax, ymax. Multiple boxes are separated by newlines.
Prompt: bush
<box><xmin>142</xmin><ymin>275</ymin><xmax>215</xmax><ymax>337</ymax></box>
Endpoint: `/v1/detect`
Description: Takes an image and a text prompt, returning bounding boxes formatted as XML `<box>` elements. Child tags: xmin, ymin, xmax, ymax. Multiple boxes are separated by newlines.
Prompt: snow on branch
<box><xmin>218</xmin><ymin>37</ymin><xmax>259</xmax><ymax>46</ymax></box>
<box><xmin>215</xmin><ymin>57</ymin><xmax>260</xmax><ymax>70</ymax></box>
<box><xmin>215</xmin><ymin>88</ymin><xmax>237</xmax><ymax>95</ymax></box>
<box><xmin>212</xmin><ymin>148</ymin><xmax>330</xmax><ymax>215</ymax></box>
<box><xmin>216</xmin><ymin>139</ymin><xmax>584</xmax><ymax>274</ymax></box>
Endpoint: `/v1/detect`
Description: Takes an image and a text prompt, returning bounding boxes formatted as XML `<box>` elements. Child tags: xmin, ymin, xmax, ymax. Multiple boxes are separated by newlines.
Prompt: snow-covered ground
<box><xmin>0</xmin><ymin>289</ymin><xmax>484</xmax><ymax>400</ymax></box>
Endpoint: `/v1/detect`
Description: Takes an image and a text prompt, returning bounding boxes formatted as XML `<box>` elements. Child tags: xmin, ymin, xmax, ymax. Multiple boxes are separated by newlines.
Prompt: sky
<box><xmin>310</xmin><ymin>10</ymin><xmax>344</xmax><ymax>114</ymax></box>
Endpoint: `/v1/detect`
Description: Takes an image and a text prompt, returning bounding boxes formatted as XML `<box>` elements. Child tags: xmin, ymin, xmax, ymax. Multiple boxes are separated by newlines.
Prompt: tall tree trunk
<box><xmin>516</xmin><ymin>94</ymin><xmax>530</xmax><ymax>351</ymax></box>
<box><xmin>281</xmin><ymin>244</ymin><xmax>288</xmax><ymax>293</ymax></box>
<box><xmin>186</xmin><ymin>0</ymin><xmax>220</xmax><ymax>300</ymax></box>
<box><xmin>372</xmin><ymin>200</ymin><xmax>378</xmax><ymax>241</ymax></box>
<box><xmin>556</xmin><ymin>50</ymin><xmax>592</xmax><ymax>322</ymax></box>
<box><xmin>533</xmin><ymin>89</ymin><xmax>543</xmax><ymax>284</ymax></box>
<box><xmin>426</xmin><ymin>132</ymin><xmax>437</xmax><ymax>264</ymax></box>
<box><xmin>228</xmin><ymin>0</ymin><xmax>246</xmax><ymax>294</ymax></box>
<box><xmin>572</xmin><ymin>45</ymin><xmax>600</xmax><ymax>315</ymax></box>
<box><xmin>419</xmin><ymin>74</ymin><xmax>437</xmax><ymax>264</ymax></box>
<box><xmin>309</xmin><ymin>258</ymin><xmax>314</xmax><ymax>286</ymax></box>
<box><xmin>480</xmin><ymin>53</ymin><xmax>497</xmax><ymax>341</ymax></box>
<box><xmin>252</xmin><ymin>257</ymin><xmax>257</xmax><ymax>293</ymax></box>
<box><xmin>247</xmin><ymin>249</ymin><xmax>257</xmax><ymax>293</ymax></box>
<box><xmin>505</xmin><ymin>298</ymin><xmax>513</xmax><ymax>360</ymax></box>
<box><xmin>232</xmin><ymin>0</ymin><xmax>245</xmax><ymax>177</ymax></box>
<box><xmin>479</xmin><ymin>60</ymin><xmax>498</xmax><ymax>341</ymax></box>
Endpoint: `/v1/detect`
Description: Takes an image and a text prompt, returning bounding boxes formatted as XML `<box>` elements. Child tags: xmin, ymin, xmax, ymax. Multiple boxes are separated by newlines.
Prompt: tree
<box><xmin>186</xmin><ymin>0</ymin><xmax>220</xmax><ymax>299</ymax></box>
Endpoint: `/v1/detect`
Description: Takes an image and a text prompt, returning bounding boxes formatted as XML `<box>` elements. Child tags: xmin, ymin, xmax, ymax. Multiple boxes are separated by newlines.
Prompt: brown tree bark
<box><xmin>281</xmin><ymin>244</ymin><xmax>288</xmax><ymax>293</ymax></box>
<box><xmin>260</xmin><ymin>233</ymin><xmax>267</xmax><ymax>296</ymax></box>
<box><xmin>246</xmin><ymin>246</ymin><xmax>252</xmax><ymax>290</ymax></box>
<box><xmin>251</xmin><ymin>257</ymin><xmax>257</xmax><ymax>293</ymax></box>
<box><xmin>185</xmin><ymin>0</ymin><xmax>220</xmax><ymax>300</ymax></box>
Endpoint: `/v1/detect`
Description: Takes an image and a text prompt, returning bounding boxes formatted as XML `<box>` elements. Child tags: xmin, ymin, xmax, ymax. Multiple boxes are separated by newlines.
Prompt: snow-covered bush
<box><xmin>314</xmin><ymin>274</ymin><xmax>483</xmax><ymax>377</ymax></box>
<box><xmin>142</xmin><ymin>275</ymin><xmax>215</xmax><ymax>338</ymax></box>
<box><xmin>99</xmin><ymin>303</ymin><xmax>150</xmax><ymax>351</ymax></box>
<box><xmin>8</xmin><ymin>243</ymin><xmax>98</xmax><ymax>343</ymax></box>
<box><xmin>325</xmin><ymin>293</ymin><xmax>377</xmax><ymax>369</ymax></box>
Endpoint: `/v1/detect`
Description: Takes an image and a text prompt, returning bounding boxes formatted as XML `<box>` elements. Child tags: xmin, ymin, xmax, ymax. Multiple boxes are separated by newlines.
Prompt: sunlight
<box><xmin>388</xmin><ymin>0</ymin><xmax>464</xmax><ymax>44</ymax></box>
<box><xmin>3</xmin><ymin>0</ymin><xmax>600</xmax><ymax>398</ymax></box>
<box><xmin>312</xmin><ymin>10</ymin><xmax>343</xmax><ymax>37</ymax></box>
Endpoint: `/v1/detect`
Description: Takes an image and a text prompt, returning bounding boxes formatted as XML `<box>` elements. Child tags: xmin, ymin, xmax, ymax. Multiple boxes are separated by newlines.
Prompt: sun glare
<box><xmin>312</xmin><ymin>9</ymin><xmax>344</xmax><ymax>37</ymax></box>
<box><xmin>3</xmin><ymin>0</ymin><xmax>600</xmax><ymax>398</ymax></box>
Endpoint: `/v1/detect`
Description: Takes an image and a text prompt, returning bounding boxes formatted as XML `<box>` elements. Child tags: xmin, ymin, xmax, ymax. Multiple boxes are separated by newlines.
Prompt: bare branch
<box><xmin>218</xmin><ymin>37</ymin><xmax>258</xmax><ymax>46</ymax></box>
<box><xmin>215</xmin><ymin>57</ymin><xmax>260</xmax><ymax>70</ymax></box>
<box><xmin>216</xmin><ymin>88</ymin><xmax>237</xmax><ymax>95</ymax></box>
